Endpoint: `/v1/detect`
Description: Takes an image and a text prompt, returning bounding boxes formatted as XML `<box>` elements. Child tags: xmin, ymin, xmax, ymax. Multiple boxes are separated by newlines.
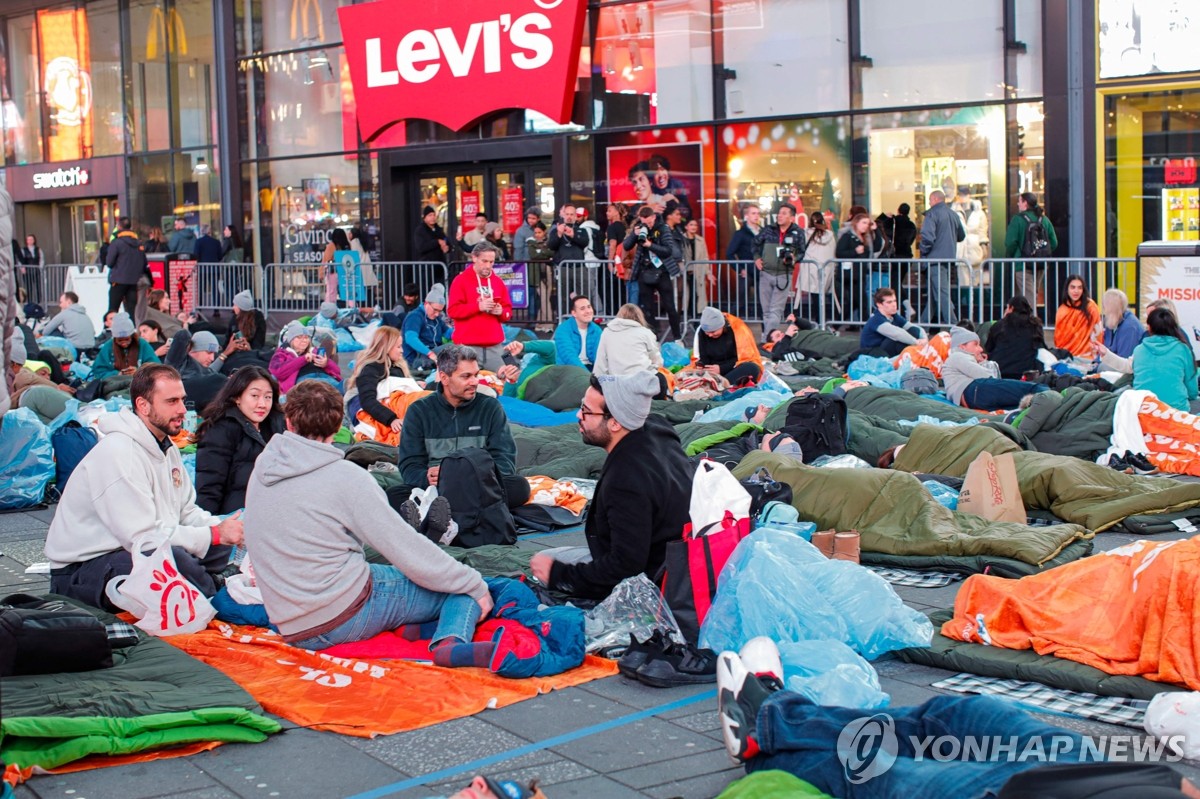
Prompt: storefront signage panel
<box><xmin>1099</xmin><ymin>0</ymin><xmax>1200</xmax><ymax>79</ymax></box>
<box><xmin>6</xmin><ymin>156</ymin><xmax>120</xmax><ymax>203</ymax></box>
<box><xmin>338</xmin><ymin>0</ymin><xmax>586</xmax><ymax>136</ymax></box>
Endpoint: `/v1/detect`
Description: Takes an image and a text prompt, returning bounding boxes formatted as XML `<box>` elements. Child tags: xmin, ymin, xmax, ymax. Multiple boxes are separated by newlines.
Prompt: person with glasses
<box><xmin>529</xmin><ymin>371</ymin><xmax>692</xmax><ymax>601</ymax></box>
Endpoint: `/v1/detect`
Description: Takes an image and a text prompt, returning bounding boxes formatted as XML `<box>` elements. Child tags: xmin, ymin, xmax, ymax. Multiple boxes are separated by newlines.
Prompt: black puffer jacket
<box><xmin>196</xmin><ymin>408</ymin><xmax>286</xmax><ymax>514</ymax></box>
<box><xmin>104</xmin><ymin>231</ymin><xmax>151</xmax><ymax>286</ymax></box>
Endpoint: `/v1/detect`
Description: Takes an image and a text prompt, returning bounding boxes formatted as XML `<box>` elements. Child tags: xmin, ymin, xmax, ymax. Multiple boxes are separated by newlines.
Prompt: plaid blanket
<box><xmin>932</xmin><ymin>673</ymin><xmax>1149</xmax><ymax>729</ymax></box>
<box><xmin>866</xmin><ymin>566</ymin><xmax>965</xmax><ymax>588</ymax></box>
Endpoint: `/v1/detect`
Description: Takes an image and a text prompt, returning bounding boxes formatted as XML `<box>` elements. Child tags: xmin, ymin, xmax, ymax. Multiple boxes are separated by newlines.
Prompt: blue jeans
<box><xmin>921</xmin><ymin>262</ymin><xmax>956</xmax><ymax>326</ymax></box>
<box><xmin>963</xmin><ymin>378</ymin><xmax>1047</xmax><ymax>411</ymax></box>
<box><xmin>292</xmin><ymin>564</ymin><xmax>480</xmax><ymax>649</ymax></box>
<box><xmin>627</xmin><ymin>277</ymin><xmax>640</xmax><ymax>307</ymax></box>
<box><xmin>750</xmin><ymin>694</ymin><xmax>1084</xmax><ymax>799</ymax></box>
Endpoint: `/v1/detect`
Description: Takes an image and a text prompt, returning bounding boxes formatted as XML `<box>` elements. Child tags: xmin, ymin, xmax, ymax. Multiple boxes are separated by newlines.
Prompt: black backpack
<box><xmin>1021</xmin><ymin>212</ymin><xmax>1051</xmax><ymax>258</ymax></box>
<box><xmin>435</xmin><ymin>448</ymin><xmax>517</xmax><ymax>548</ymax></box>
<box><xmin>780</xmin><ymin>394</ymin><xmax>848</xmax><ymax>463</ymax></box>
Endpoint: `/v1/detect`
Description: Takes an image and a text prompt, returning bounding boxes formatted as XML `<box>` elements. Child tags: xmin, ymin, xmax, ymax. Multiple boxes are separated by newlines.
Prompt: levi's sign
<box><xmin>338</xmin><ymin>0</ymin><xmax>586</xmax><ymax>136</ymax></box>
<box><xmin>33</xmin><ymin>166</ymin><xmax>90</xmax><ymax>190</ymax></box>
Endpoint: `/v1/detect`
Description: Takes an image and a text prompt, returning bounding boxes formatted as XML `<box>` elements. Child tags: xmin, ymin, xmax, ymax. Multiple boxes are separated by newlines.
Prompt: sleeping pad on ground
<box><xmin>942</xmin><ymin>537</ymin><xmax>1200</xmax><ymax>691</ymax></box>
<box><xmin>1</xmin><ymin>597</ymin><xmax>279</xmax><ymax>774</ymax></box>
<box><xmin>893</xmin><ymin>424</ymin><xmax>1200</xmax><ymax>532</ymax></box>
<box><xmin>732</xmin><ymin>450</ymin><xmax>1091</xmax><ymax>573</ymax></box>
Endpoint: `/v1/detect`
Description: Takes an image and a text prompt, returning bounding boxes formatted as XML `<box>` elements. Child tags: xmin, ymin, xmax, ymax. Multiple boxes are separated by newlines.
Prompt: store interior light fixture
<box><xmin>192</xmin><ymin>157</ymin><xmax>211</xmax><ymax>177</ymax></box>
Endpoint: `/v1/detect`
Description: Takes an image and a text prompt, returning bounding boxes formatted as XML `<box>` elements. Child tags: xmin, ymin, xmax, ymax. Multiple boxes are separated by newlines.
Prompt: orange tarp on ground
<box><xmin>4</xmin><ymin>742</ymin><xmax>221</xmax><ymax>787</ymax></box>
<box><xmin>944</xmin><ymin>537</ymin><xmax>1200</xmax><ymax>690</ymax></box>
<box><xmin>166</xmin><ymin>622</ymin><xmax>617</xmax><ymax>737</ymax></box>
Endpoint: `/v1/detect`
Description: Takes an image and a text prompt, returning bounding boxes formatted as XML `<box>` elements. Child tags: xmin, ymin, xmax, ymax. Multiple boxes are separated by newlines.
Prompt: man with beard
<box><xmin>398</xmin><ymin>345</ymin><xmax>529</xmax><ymax>510</ymax></box>
<box><xmin>447</xmin><ymin>242</ymin><xmax>512</xmax><ymax>373</ymax></box>
<box><xmin>44</xmin><ymin>364</ymin><xmax>243</xmax><ymax>610</ymax></box>
<box><xmin>529</xmin><ymin>371</ymin><xmax>692</xmax><ymax>600</ymax></box>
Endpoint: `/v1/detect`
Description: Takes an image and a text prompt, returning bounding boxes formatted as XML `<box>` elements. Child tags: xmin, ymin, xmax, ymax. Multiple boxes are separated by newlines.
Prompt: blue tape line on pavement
<box><xmin>344</xmin><ymin>689</ymin><xmax>716</xmax><ymax>799</ymax></box>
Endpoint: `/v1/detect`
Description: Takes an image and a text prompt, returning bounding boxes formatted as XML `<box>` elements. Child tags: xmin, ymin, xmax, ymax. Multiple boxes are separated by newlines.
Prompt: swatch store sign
<box><xmin>338</xmin><ymin>0</ymin><xmax>587</xmax><ymax>136</ymax></box>
<box><xmin>33</xmin><ymin>166</ymin><xmax>90</xmax><ymax>190</ymax></box>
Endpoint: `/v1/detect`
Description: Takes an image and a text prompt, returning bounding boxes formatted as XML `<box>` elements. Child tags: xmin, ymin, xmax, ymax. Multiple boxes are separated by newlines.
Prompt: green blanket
<box><xmin>520</xmin><ymin>364</ymin><xmax>592</xmax><ymax>411</ymax></box>
<box><xmin>841</xmin><ymin>385</ymin><xmax>986</xmax><ymax>424</ymax></box>
<box><xmin>1013</xmin><ymin>388</ymin><xmax>1117</xmax><ymax>461</ymax></box>
<box><xmin>512</xmin><ymin>424</ymin><xmax>608</xmax><ymax>479</ymax></box>
<box><xmin>790</xmin><ymin>328</ymin><xmax>862</xmax><ymax>360</ymax></box>
<box><xmin>893</xmin><ymin>424</ymin><xmax>1200</xmax><ymax>532</ymax></box>
<box><xmin>900</xmin><ymin>609</ymin><xmax>1187</xmax><ymax>700</ymax></box>
<box><xmin>733</xmin><ymin>450</ymin><xmax>1091</xmax><ymax>569</ymax></box>
<box><xmin>1</xmin><ymin>598</ymin><xmax>279</xmax><ymax>772</ymax></box>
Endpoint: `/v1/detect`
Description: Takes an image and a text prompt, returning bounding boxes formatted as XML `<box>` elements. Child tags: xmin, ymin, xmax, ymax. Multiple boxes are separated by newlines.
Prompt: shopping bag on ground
<box><xmin>104</xmin><ymin>537</ymin><xmax>216</xmax><ymax>636</ymax></box>
<box><xmin>661</xmin><ymin>460</ymin><xmax>753</xmax><ymax>642</ymax></box>
<box><xmin>957</xmin><ymin>450</ymin><xmax>1025</xmax><ymax>524</ymax></box>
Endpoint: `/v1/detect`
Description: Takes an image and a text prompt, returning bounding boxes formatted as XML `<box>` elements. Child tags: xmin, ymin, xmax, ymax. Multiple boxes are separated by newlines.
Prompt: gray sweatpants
<box><xmin>758</xmin><ymin>271</ymin><xmax>791</xmax><ymax>340</ymax></box>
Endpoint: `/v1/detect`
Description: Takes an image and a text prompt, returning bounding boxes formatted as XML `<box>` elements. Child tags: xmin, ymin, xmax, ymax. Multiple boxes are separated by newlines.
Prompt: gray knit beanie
<box><xmin>594</xmin><ymin>371</ymin><xmax>660</xmax><ymax>431</ymax></box>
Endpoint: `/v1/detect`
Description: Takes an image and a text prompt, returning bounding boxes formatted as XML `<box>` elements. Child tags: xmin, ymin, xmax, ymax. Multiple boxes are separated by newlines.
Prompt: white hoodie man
<box><xmin>45</xmin><ymin>364</ymin><xmax>243</xmax><ymax>609</ymax></box>
<box><xmin>40</xmin><ymin>292</ymin><xmax>97</xmax><ymax>350</ymax></box>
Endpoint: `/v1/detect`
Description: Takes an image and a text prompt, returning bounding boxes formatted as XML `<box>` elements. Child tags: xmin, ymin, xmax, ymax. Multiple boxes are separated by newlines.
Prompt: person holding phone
<box><xmin>269</xmin><ymin>320</ymin><xmax>341</xmax><ymax>394</ymax></box>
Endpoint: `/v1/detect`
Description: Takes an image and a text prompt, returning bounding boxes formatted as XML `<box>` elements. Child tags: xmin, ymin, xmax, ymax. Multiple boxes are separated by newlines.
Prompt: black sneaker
<box><xmin>210</xmin><ymin>562</ymin><xmax>242</xmax><ymax>592</ymax></box>
<box><xmin>421</xmin><ymin>496</ymin><xmax>454</xmax><ymax>544</ymax></box>
<box><xmin>635</xmin><ymin>642</ymin><xmax>718</xmax><ymax>688</ymax></box>
<box><xmin>398</xmin><ymin>499</ymin><xmax>422</xmax><ymax>531</ymax></box>
<box><xmin>1124</xmin><ymin>451</ymin><xmax>1157</xmax><ymax>475</ymax></box>
<box><xmin>1108</xmin><ymin>454</ymin><xmax>1132</xmax><ymax>474</ymax></box>
<box><xmin>616</xmin><ymin>630</ymin><xmax>672</xmax><ymax>679</ymax></box>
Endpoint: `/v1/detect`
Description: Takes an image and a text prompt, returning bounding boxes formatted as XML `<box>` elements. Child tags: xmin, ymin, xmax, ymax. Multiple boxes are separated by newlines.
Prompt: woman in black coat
<box><xmin>344</xmin><ymin>326</ymin><xmax>412</xmax><ymax>434</ymax></box>
<box><xmin>984</xmin><ymin>295</ymin><xmax>1045</xmax><ymax>379</ymax></box>
<box><xmin>195</xmin><ymin>366</ymin><xmax>285</xmax><ymax>515</ymax></box>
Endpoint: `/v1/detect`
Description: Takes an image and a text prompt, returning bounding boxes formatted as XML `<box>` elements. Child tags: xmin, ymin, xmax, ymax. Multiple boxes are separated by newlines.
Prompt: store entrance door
<box><xmin>56</xmin><ymin>198</ymin><xmax>117</xmax><ymax>265</ymax></box>
<box><xmin>415</xmin><ymin>162</ymin><xmax>554</xmax><ymax>255</ymax></box>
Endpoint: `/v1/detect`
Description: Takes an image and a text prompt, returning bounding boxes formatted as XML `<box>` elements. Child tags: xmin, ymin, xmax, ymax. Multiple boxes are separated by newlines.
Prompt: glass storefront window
<box><xmin>1014</xmin><ymin>102</ymin><xmax>1045</xmax><ymax>205</ymax></box>
<box><xmin>129</xmin><ymin>152</ymin><xmax>174</xmax><ymax>237</ymax></box>
<box><xmin>716</xmin><ymin>118</ymin><xmax>850</xmax><ymax>252</ymax></box>
<box><xmin>859</xmin><ymin>0</ymin><xmax>1004</xmax><ymax>108</ymax></box>
<box><xmin>239</xmin><ymin>0</ymin><xmax>351</xmax><ymax>57</ymax></box>
<box><xmin>175</xmin><ymin>148</ymin><xmax>221</xmax><ymax>230</ymax></box>
<box><xmin>1103</xmin><ymin>88</ymin><xmax>1200</xmax><ymax>261</ymax></box>
<box><xmin>172</xmin><ymin>0</ymin><xmax>217</xmax><ymax>150</ymax></box>
<box><xmin>855</xmin><ymin>106</ymin><xmax>1006</xmax><ymax>252</ymax></box>
<box><xmin>89</xmin><ymin>0</ymin><xmax>124</xmax><ymax>157</ymax></box>
<box><xmin>1013</xmin><ymin>0</ymin><xmax>1043</xmax><ymax>98</ymax></box>
<box><xmin>5</xmin><ymin>14</ymin><xmax>43</xmax><ymax>165</ymax></box>
<box><xmin>128</xmin><ymin>0</ymin><xmax>171</xmax><ymax>152</ymax></box>
<box><xmin>717</xmin><ymin>0</ymin><xmax>849</xmax><ymax>118</ymax></box>
<box><xmin>252</xmin><ymin>153</ymin><xmax>363</xmax><ymax>265</ymax></box>
<box><xmin>593</xmin><ymin>0</ymin><xmax>713</xmax><ymax>129</ymax></box>
<box><xmin>240</xmin><ymin>49</ymin><xmax>346</xmax><ymax>159</ymax></box>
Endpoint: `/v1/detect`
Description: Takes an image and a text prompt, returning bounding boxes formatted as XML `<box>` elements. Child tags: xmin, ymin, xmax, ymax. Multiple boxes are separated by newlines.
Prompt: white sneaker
<box><xmin>738</xmin><ymin>636</ymin><xmax>784</xmax><ymax>689</ymax></box>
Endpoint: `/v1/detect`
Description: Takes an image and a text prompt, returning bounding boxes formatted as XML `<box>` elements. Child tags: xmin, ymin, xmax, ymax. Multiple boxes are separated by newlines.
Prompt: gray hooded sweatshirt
<box><xmin>243</xmin><ymin>431</ymin><xmax>487</xmax><ymax>640</ymax></box>
<box><xmin>42</xmin><ymin>303</ymin><xmax>97</xmax><ymax>350</ymax></box>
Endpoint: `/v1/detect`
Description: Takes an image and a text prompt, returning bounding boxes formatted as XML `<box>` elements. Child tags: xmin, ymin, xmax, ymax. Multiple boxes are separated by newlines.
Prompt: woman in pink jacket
<box><xmin>269</xmin><ymin>320</ymin><xmax>342</xmax><ymax>394</ymax></box>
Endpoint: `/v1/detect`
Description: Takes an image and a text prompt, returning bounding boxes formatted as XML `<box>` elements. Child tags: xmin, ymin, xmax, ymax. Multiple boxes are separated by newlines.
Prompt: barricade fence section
<box><xmin>819</xmin><ymin>258</ymin><xmax>974</xmax><ymax>332</ymax></box>
<box><xmin>194</xmin><ymin>262</ymin><xmax>261</xmax><ymax>314</ymax></box>
<box><xmin>969</xmin><ymin>258</ymin><xmax>1136</xmax><ymax>331</ymax></box>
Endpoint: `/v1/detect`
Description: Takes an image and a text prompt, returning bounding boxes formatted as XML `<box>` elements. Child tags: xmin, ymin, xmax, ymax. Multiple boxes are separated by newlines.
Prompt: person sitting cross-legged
<box><xmin>398</xmin><ymin>344</ymin><xmax>531</xmax><ymax>509</ymax></box>
<box><xmin>44</xmin><ymin>364</ymin><xmax>242</xmax><ymax>609</ymax></box>
<box><xmin>693</xmin><ymin>306</ymin><xmax>763</xmax><ymax>387</ymax></box>
<box><xmin>942</xmin><ymin>325</ymin><xmax>1046</xmax><ymax>411</ymax></box>
<box><xmin>243</xmin><ymin>379</ymin><xmax>496</xmax><ymax>660</ymax></box>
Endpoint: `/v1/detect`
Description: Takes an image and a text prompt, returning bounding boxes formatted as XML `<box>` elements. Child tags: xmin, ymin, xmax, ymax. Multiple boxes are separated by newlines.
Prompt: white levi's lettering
<box><xmin>368</xmin><ymin>12</ymin><xmax>554</xmax><ymax>86</ymax></box>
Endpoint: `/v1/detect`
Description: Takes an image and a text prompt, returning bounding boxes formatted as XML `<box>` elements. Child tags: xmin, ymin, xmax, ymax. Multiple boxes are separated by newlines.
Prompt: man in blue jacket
<box><xmin>553</xmin><ymin>296</ymin><xmax>601</xmax><ymax>370</ymax></box>
<box><xmin>401</xmin><ymin>283</ymin><xmax>452</xmax><ymax>372</ymax></box>
<box><xmin>725</xmin><ymin>204</ymin><xmax>762</xmax><ymax>317</ymax></box>
<box><xmin>918</xmin><ymin>190</ymin><xmax>965</xmax><ymax>326</ymax></box>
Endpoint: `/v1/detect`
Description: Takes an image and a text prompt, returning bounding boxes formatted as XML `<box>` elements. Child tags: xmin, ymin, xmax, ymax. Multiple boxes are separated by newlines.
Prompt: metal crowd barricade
<box><xmin>369</xmin><ymin>261</ymin><xmax>452</xmax><ymax>310</ymax></box>
<box><xmin>27</xmin><ymin>264</ymin><xmax>80</xmax><ymax>308</ymax></box>
<box><xmin>819</xmin><ymin>257</ymin><xmax>974</xmax><ymax>332</ymax></box>
<box><xmin>263</xmin><ymin>262</ymin><xmax>325</xmax><ymax>313</ymax></box>
<box><xmin>684</xmin><ymin>260</ymin><xmax>764</xmax><ymax>327</ymax></box>
<box><xmin>193</xmin><ymin>262</ymin><xmax>262</xmax><ymax>315</ymax></box>
<box><xmin>971</xmin><ymin>257</ymin><xmax>1137</xmax><ymax>332</ymax></box>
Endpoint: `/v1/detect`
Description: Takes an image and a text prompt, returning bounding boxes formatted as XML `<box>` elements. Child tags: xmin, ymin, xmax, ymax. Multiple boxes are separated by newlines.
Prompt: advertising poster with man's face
<box><xmin>607</xmin><ymin>142</ymin><xmax>703</xmax><ymax>226</ymax></box>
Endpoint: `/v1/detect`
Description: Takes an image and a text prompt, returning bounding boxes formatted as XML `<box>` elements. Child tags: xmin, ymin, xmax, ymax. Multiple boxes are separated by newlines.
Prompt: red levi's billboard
<box><xmin>338</xmin><ymin>0</ymin><xmax>587</xmax><ymax>138</ymax></box>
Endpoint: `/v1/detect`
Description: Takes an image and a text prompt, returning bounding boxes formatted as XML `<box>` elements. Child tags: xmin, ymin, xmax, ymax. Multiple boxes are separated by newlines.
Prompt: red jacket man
<box><xmin>448</xmin><ymin>241</ymin><xmax>513</xmax><ymax>372</ymax></box>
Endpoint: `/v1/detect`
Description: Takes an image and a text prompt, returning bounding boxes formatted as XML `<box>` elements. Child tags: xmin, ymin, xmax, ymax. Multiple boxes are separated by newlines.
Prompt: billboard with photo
<box><xmin>606</xmin><ymin>142</ymin><xmax>703</xmax><ymax>223</ymax></box>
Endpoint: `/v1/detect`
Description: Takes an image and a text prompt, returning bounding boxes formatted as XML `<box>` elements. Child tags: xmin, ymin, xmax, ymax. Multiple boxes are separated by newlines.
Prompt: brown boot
<box><xmin>832</xmin><ymin>530</ymin><xmax>860</xmax><ymax>564</ymax></box>
<box><xmin>811</xmin><ymin>529</ymin><xmax>836</xmax><ymax>558</ymax></box>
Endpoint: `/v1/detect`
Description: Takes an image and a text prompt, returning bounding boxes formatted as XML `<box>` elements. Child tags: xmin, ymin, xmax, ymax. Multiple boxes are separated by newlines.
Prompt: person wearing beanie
<box><xmin>692</xmin><ymin>307</ymin><xmax>762</xmax><ymax>386</ymax></box>
<box><xmin>447</xmin><ymin>243</ymin><xmax>512</xmax><ymax>372</ymax></box>
<box><xmin>269</xmin><ymin>320</ymin><xmax>341</xmax><ymax>394</ymax></box>
<box><xmin>942</xmin><ymin>324</ymin><xmax>1046</xmax><ymax>410</ymax></box>
<box><xmin>553</xmin><ymin>295</ymin><xmax>602</xmax><ymax>371</ymax></box>
<box><xmin>312</xmin><ymin>300</ymin><xmax>341</xmax><ymax>332</ymax></box>
<box><xmin>161</xmin><ymin>328</ymin><xmax>232</xmax><ymax>410</ymax></box>
<box><xmin>529</xmin><ymin>372</ymin><xmax>693</xmax><ymax>601</ymax></box>
<box><xmin>860</xmin><ymin>287</ymin><xmax>926</xmax><ymax>357</ymax></box>
<box><xmin>227</xmin><ymin>289</ymin><xmax>268</xmax><ymax>372</ymax></box>
<box><xmin>401</xmin><ymin>283</ymin><xmax>452</xmax><ymax>370</ymax></box>
<box><xmin>90</xmin><ymin>312</ymin><xmax>160</xmax><ymax>381</ymax></box>
<box><xmin>105</xmin><ymin>216</ymin><xmax>151</xmax><ymax>316</ymax></box>
<box><xmin>413</xmin><ymin>204</ymin><xmax>450</xmax><ymax>264</ymax></box>
<box><xmin>511</xmin><ymin>207</ymin><xmax>542</xmax><ymax>263</ymax></box>
<box><xmin>319</xmin><ymin>301</ymin><xmax>338</xmax><ymax>320</ymax></box>
<box><xmin>9</xmin><ymin>330</ymin><xmax>76</xmax><ymax>422</ymax></box>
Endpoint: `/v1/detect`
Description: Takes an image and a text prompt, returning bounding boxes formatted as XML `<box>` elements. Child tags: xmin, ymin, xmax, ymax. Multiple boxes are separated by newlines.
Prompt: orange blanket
<box><xmin>1140</xmin><ymin>397</ymin><xmax>1200</xmax><ymax>477</ymax></box>
<box><xmin>4</xmin><ymin>743</ymin><xmax>221</xmax><ymax>787</ymax></box>
<box><xmin>354</xmin><ymin>390</ymin><xmax>431</xmax><ymax>446</ymax></box>
<box><xmin>525</xmin><ymin>476</ymin><xmax>589</xmax><ymax>515</ymax></box>
<box><xmin>893</xmin><ymin>331</ymin><xmax>952</xmax><ymax>378</ymax></box>
<box><xmin>1053</xmin><ymin>300</ymin><xmax>1100</xmax><ymax>358</ymax></box>
<box><xmin>166</xmin><ymin>622</ymin><xmax>617</xmax><ymax>737</ymax></box>
<box><xmin>944</xmin><ymin>537</ymin><xmax>1200</xmax><ymax>689</ymax></box>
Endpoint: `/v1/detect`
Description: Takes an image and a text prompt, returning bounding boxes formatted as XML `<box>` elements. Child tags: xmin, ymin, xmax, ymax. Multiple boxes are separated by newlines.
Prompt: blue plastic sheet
<box><xmin>181</xmin><ymin>451</ymin><xmax>196</xmax><ymax>484</ymax></box>
<box><xmin>661</xmin><ymin>341</ymin><xmax>690</xmax><ymax>369</ymax></box>
<box><xmin>699</xmin><ymin>528</ymin><xmax>933</xmax><ymax>660</ymax></box>
<box><xmin>0</xmin><ymin>408</ymin><xmax>54</xmax><ymax>509</ymax></box>
<box><xmin>37</xmin><ymin>335</ymin><xmax>78</xmax><ymax>362</ymax></box>
<box><xmin>335</xmin><ymin>327</ymin><xmax>365</xmax><ymax>352</ymax></box>
<box><xmin>778</xmin><ymin>640</ymin><xmax>889</xmax><ymax>710</ymax></box>
<box><xmin>847</xmin><ymin>355</ymin><xmax>900</xmax><ymax>380</ymax></box>
<box><xmin>923</xmin><ymin>480</ymin><xmax>959</xmax><ymax>510</ymax></box>
<box><xmin>695</xmin><ymin>390</ymin><xmax>791</xmax><ymax>423</ymax></box>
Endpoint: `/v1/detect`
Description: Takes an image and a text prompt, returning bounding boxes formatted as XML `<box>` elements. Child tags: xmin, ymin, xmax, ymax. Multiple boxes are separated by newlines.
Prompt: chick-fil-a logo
<box><xmin>338</xmin><ymin>0</ymin><xmax>586</xmax><ymax>136</ymax></box>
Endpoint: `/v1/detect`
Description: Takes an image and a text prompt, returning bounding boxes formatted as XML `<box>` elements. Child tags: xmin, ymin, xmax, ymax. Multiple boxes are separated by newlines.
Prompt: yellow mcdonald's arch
<box><xmin>146</xmin><ymin>6</ymin><xmax>188</xmax><ymax>60</ymax></box>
